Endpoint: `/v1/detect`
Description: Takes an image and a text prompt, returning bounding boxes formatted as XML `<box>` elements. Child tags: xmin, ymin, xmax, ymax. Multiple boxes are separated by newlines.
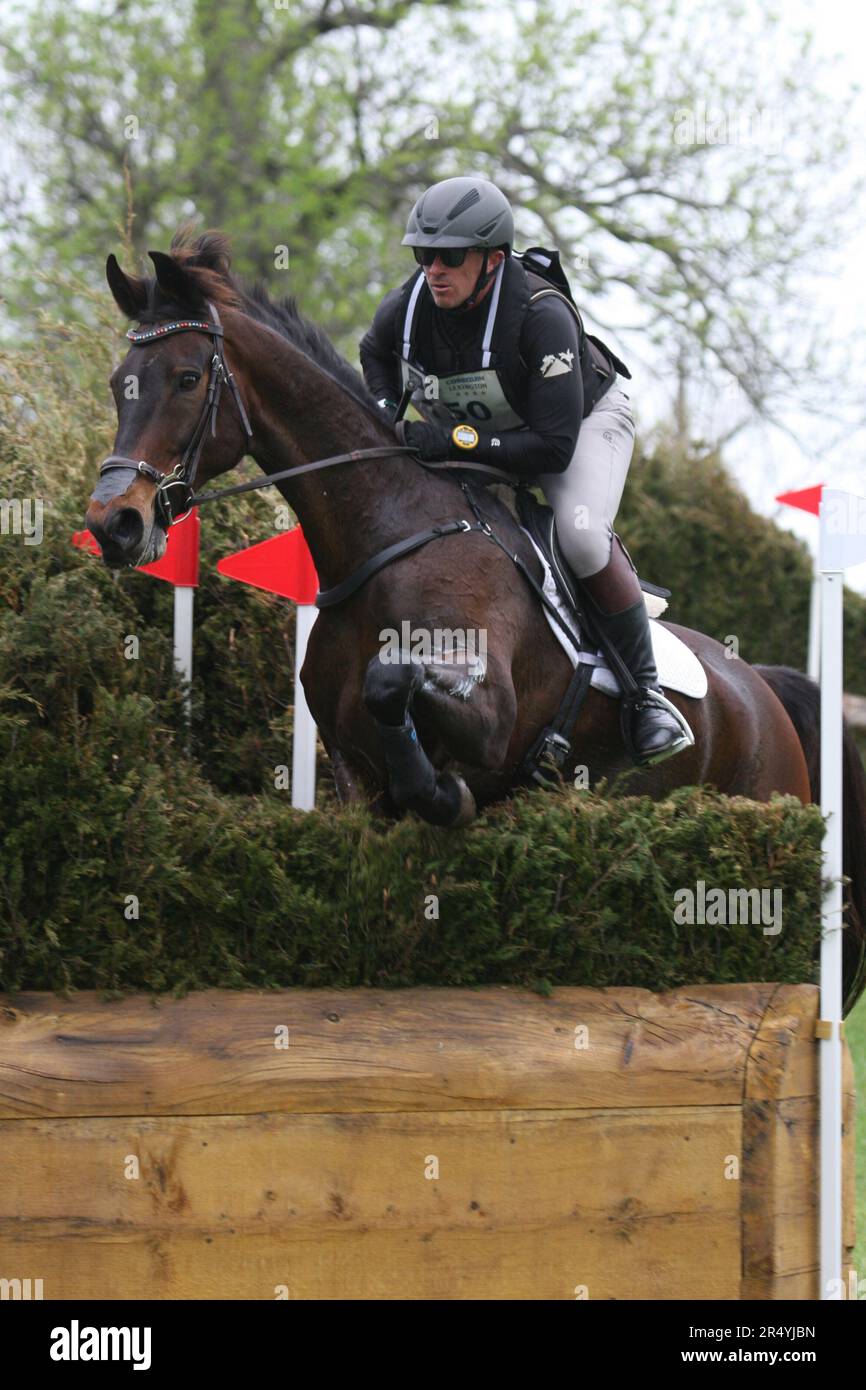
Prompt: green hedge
<box><xmin>0</xmin><ymin>757</ymin><xmax>824</xmax><ymax>995</ymax></box>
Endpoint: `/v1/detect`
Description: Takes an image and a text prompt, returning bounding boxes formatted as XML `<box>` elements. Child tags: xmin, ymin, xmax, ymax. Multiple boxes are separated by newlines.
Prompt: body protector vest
<box><xmin>391</xmin><ymin>249</ymin><xmax>631</xmax><ymax>432</ymax></box>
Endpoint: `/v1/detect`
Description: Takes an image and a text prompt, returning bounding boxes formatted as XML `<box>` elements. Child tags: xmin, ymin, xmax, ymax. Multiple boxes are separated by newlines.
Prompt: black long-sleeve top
<box><xmin>359</xmin><ymin>284</ymin><xmax>585</xmax><ymax>476</ymax></box>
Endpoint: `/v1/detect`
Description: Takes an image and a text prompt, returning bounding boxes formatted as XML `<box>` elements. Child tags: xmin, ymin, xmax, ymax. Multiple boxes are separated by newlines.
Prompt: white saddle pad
<box><xmin>525</xmin><ymin>536</ymin><xmax>708</xmax><ymax>700</ymax></box>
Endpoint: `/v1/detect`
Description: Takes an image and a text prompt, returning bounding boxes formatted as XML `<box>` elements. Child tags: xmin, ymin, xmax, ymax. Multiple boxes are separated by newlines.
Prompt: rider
<box><xmin>359</xmin><ymin>175</ymin><xmax>691</xmax><ymax>765</ymax></box>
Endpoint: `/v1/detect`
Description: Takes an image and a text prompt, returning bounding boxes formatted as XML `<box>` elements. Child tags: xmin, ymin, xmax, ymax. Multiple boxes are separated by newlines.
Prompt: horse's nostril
<box><xmin>105</xmin><ymin>507</ymin><xmax>145</xmax><ymax>552</ymax></box>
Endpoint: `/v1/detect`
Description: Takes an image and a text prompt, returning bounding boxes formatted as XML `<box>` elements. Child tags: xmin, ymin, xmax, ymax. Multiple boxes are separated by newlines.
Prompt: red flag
<box><xmin>71</xmin><ymin>530</ymin><xmax>101</xmax><ymax>555</ymax></box>
<box><xmin>72</xmin><ymin>509</ymin><xmax>200</xmax><ymax>585</ymax></box>
<box><xmin>776</xmin><ymin>484</ymin><xmax>824</xmax><ymax>517</ymax></box>
<box><xmin>217</xmin><ymin>527</ymin><xmax>319</xmax><ymax>603</ymax></box>
<box><xmin>138</xmin><ymin>509</ymin><xmax>200</xmax><ymax>586</ymax></box>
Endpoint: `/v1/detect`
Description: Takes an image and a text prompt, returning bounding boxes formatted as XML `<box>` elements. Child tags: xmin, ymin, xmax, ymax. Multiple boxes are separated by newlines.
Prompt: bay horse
<box><xmin>86</xmin><ymin>230</ymin><xmax>866</xmax><ymax>1008</ymax></box>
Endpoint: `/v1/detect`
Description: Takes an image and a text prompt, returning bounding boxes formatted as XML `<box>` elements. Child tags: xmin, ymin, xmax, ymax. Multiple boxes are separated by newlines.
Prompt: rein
<box><xmin>191</xmin><ymin>448</ymin><xmax>520</xmax><ymax>506</ymax></box>
<box><xmin>98</xmin><ymin>307</ymin><xmax>528</xmax><ymax>612</ymax></box>
<box><xmin>193</xmin><ymin>446</ymin><xmax>528</xmax><ymax>611</ymax></box>
<box><xmin>98</xmin><ymin>306</ymin><xmax>611</xmax><ymax>784</ymax></box>
<box><xmin>95</xmin><ymin>303</ymin><xmax>678</xmax><ymax>791</ymax></box>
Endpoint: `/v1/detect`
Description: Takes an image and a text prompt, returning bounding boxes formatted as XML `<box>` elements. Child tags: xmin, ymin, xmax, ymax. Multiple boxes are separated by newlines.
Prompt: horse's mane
<box><xmin>135</xmin><ymin>225</ymin><xmax>388</xmax><ymax>425</ymax></box>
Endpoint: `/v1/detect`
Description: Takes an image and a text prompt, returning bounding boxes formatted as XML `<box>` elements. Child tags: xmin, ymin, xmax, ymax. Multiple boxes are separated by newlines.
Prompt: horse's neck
<box><xmin>229</xmin><ymin>314</ymin><xmax>443</xmax><ymax>588</ymax></box>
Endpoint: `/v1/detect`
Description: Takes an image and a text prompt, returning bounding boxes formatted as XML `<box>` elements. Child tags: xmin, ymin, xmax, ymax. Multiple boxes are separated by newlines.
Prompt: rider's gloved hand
<box><xmin>400</xmin><ymin>420</ymin><xmax>453</xmax><ymax>461</ymax></box>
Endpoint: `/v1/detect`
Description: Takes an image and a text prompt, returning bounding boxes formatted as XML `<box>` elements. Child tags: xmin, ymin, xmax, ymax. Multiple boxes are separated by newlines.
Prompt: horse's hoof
<box><xmin>408</xmin><ymin>772</ymin><xmax>477</xmax><ymax>827</ymax></box>
<box><xmin>446</xmin><ymin>773</ymin><xmax>477</xmax><ymax>827</ymax></box>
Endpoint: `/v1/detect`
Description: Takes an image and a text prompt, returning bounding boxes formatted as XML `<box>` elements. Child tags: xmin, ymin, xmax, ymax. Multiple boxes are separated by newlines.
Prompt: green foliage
<box><xmin>0</xmin><ymin>311</ymin><xmax>312</xmax><ymax>797</ymax></box>
<box><xmin>0</xmin><ymin>744</ymin><xmax>826</xmax><ymax>994</ymax></box>
<box><xmin>1</xmin><ymin>0</ymin><xmax>863</xmax><ymax>424</ymax></box>
<box><xmin>0</xmin><ymin>300</ymin><xmax>857</xmax><ymax>998</ymax></box>
<box><xmin>847</xmin><ymin>991</ymin><xmax>866</xmax><ymax>1280</ymax></box>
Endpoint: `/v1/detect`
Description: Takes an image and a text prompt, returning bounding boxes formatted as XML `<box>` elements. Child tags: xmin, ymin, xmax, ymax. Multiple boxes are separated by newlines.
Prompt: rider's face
<box><xmin>423</xmin><ymin>248</ymin><xmax>505</xmax><ymax>309</ymax></box>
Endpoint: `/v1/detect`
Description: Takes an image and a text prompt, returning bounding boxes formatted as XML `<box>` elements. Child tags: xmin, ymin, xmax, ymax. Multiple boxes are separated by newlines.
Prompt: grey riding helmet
<box><xmin>402</xmin><ymin>177</ymin><xmax>514</xmax><ymax>251</ymax></box>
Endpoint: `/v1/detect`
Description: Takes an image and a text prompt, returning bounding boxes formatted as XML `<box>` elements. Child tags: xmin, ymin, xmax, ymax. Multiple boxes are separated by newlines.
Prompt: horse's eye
<box><xmin>178</xmin><ymin>372</ymin><xmax>200</xmax><ymax>391</ymax></box>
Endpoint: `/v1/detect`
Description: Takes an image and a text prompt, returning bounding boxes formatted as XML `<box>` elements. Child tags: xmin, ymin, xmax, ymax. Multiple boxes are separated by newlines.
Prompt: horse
<box><xmin>86</xmin><ymin>229</ymin><xmax>866</xmax><ymax>1010</ymax></box>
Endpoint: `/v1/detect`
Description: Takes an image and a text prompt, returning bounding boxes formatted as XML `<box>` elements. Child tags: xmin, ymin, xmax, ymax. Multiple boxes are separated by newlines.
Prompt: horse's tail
<box><xmin>755</xmin><ymin>663</ymin><xmax>866</xmax><ymax>1014</ymax></box>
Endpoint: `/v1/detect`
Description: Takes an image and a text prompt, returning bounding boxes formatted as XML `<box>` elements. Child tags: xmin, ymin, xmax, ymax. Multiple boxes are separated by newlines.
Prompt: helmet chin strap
<box><xmin>444</xmin><ymin>249</ymin><xmax>498</xmax><ymax>314</ymax></box>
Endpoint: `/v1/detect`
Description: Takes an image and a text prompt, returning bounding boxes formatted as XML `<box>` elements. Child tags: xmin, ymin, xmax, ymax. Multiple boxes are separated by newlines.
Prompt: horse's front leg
<box><xmin>362</xmin><ymin>652</ymin><xmax>516</xmax><ymax>827</ymax></box>
<box><xmin>328</xmin><ymin>746</ymin><xmax>368</xmax><ymax>804</ymax></box>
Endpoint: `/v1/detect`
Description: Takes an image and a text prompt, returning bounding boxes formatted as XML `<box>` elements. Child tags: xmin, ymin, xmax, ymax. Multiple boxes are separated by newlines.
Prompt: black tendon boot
<box><xmin>582</xmin><ymin>539</ymin><xmax>693</xmax><ymax>765</ymax></box>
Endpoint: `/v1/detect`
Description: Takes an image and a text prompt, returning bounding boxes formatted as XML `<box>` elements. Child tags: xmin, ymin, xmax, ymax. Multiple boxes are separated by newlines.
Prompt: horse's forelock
<box><xmin>131</xmin><ymin>227</ymin><xmax>241</xmax><ymax>322</ymax></box>
<box><xmin>169</xmin><ymin>224</ymin><xmax>233</xmax><ymax>274</ymax></box>
<box><xmin>131</xmin><ymin>225</ymin><xmax>385</xmax><ymax>423</ymax></box>
<box><xmin>161</xmin><ymin>224</ymin><xmax>240</xmax><ymax>310</ymax></box>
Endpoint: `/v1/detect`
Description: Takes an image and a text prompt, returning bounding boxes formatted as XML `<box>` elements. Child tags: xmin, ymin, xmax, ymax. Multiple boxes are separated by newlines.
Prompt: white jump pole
<box><xmin>816</xmin><ymin>487</ymin><xmax>866</xmax><ymax>1298</ymax></box>
<box><xmin>173</xmin><ymin>585</ymin><xmax>195</xmax><ymax>731</ymax></box>
<box><xmin>292</xmin><ymin>603</ymin><xmax>318</xmax><ymax>810</ymax></box>
<box><xmin>818</xmin><ymin>561</ymin><xmax>844</xmax><ymax>1299</ymax></box>
<box><xmin>808</xmin><ymin>566</ymin><xmax>821</xmax><ymax>683</ymax></box>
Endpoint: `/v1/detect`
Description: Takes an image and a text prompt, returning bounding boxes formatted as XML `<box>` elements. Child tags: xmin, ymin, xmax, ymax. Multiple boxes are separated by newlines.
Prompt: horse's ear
<box><xmin>106</xmin><ymin>254</ymin><xmax>146</xmax><ymax>318</ymax></box>
<box><xmin>148</xmin><ymin>250</ymin><xmax>206</xmax><ymax>310</ymax></box>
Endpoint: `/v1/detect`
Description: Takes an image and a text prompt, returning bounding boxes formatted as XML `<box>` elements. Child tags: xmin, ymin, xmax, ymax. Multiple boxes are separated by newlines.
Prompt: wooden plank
<box><xmin>0</xmin><ymin>983</ymin><xmax>844</xmax><ymax>1301</ymax></box>
<box><xmin>745</xmin><ymin>984</ymin><xmax>818</xmax><ymax>1101</ymax></box>
<box><xmin>741</xmin><ymin>1269</ymin><xmax>821</xmax><ymax>1300</ymax></box>
<box><xmin>0</xmin><ymin>1106</ymin><xmax>740</xmax><ymax>1301</ymax></box>
<box><xmin>741</xmin><ymin>1054</ymin><xmax>856</xmax><ymax>1296</ymax></box>
<box><xmin>0</xmin><ymin>985</ymin><xmax>773</xmax><ymax>1119</ymax></box>
<box><xmin>742</xmin><ymin>1096</ymin><xmax>818</xmax><ymax>1292</ymax></box>
<box><xmin>0</xmin><ymin>1226</ymin><xmax>742</xmax><ymax>1301</ymax></box>
<box><xmin>0</xmin><ymin>1107</ymin><xmax>740</xmax><ymax>1234</ymax></box>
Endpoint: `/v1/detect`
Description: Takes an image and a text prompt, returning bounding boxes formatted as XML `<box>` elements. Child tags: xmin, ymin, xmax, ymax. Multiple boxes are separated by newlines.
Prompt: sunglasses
<box><xmin>412</xmin><ymin>246</ymin><xmax>482</xmax><ymax>268</ymax></box>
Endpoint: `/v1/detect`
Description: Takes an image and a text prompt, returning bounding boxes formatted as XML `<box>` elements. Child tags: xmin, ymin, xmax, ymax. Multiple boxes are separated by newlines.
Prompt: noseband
<box><xmin>98</xmin><ymin>301</ymin><xmax>253</xmax><ymax>528</ymax></box>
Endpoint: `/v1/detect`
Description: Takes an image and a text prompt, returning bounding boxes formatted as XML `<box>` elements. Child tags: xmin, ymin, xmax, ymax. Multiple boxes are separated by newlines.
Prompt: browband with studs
<box><xmin>127</xmin><ymin>319</ymin><xmax>224</xmax><ymax>343</ymax></box>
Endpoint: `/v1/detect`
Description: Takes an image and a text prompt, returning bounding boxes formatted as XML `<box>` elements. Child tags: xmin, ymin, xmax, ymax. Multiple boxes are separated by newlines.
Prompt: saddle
<box><xmin>516</xmin><ymin>489</ymin><xmax>671</xmax><ymax>620</ymax></box>
<box><xmin>512</xmin><ymin>489</ymin><xmax>693</xmax><ymax>784</ymax></box>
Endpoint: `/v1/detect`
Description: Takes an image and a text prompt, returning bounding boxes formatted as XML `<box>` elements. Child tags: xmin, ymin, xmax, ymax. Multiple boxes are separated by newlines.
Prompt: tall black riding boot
<box><xmin>581</xmin><ymin>539</ymin><xmax>693</xmax><ymax>766</ymax></box>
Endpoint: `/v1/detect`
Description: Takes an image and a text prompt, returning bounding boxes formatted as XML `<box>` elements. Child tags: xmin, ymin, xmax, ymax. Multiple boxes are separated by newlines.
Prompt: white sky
<box><xmin>675</xmin><ymin>0</ymin><xmax>866</xmax><ymax>588</ymax></box>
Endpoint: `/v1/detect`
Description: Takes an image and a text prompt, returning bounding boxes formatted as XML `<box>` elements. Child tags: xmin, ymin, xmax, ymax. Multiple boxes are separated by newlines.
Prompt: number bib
<box><xmin>399</xmin><ymin>359</ymin><xmax>526</xmax><ymax>430</ymax></box>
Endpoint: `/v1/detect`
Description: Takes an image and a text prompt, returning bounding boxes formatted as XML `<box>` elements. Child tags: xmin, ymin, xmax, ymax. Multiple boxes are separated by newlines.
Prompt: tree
<box><xmin>1</xmin><ymin>0</ymin><xmax>861</xmax><ymax>437</ymax></box>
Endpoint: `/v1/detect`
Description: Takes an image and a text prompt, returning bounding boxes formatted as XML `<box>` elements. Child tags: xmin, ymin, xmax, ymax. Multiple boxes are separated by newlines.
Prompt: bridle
<box><xmin>99</xmin><ymin>300</ymin><xmax>253</xmax><ymax>528</ymax></box>
<box><xmin>97</xmin><ymin>302</ymin><xmax>520</xmax><ymax>529</ymax></box>
<box><xmin>95</xmin><ymin>300</ymin><xmax>545</xmax><ymax>608</ymax></box>
<box><xmin>94</xmin><ymin>299</ymin><xmax>542</xmax><ymax>612</ymax></box>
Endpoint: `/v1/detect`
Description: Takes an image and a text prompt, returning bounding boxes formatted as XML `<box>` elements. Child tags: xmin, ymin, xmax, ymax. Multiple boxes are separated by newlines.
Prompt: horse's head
<box><xmin>87</xmin><ymin>233</ymin><xmax>252</xmax><ymax>567</ymax></box>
